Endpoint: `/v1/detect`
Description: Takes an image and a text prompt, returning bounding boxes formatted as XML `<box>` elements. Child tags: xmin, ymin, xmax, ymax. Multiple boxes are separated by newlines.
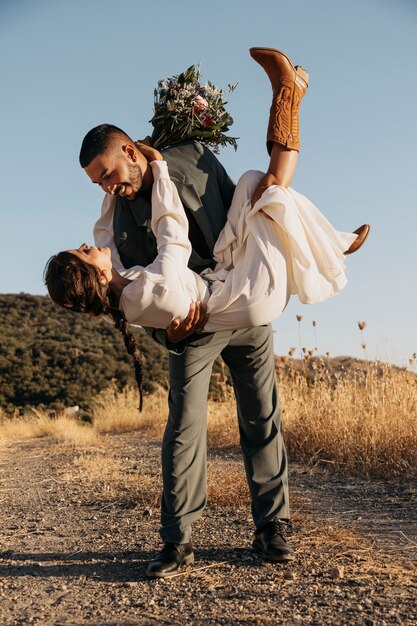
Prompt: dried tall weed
<box><xmin>91</xmin><ymin>360</ymin><xmax>417</xmax><ymax>477</ymax></box>
<box><xmin>281</xmin><ymin>361</ymin><xmax>417</xmax><ymax>477</ymax></box>
<box><xmin>207</xmin><ymin>458</ymin><xmax>250</xmax><ymax>507</ymax></box>
<box><xmin>63</xmin><ymin>450</ymin><xmax>161</xmax><ymax>509</ymax></box>
<box><xmin>92</xmin><ymin>384</ymin><xmax>167</xmax><ymax>435</ymax></box>
<box><xmin>2</xmin><ymin>360</ymin><xmax>416</xmax><ymax>478</ymax></box>
<box><xmin>0</xmin><ymin>409</ymin><xmax>98</xmax><ymax>444</ymax></box>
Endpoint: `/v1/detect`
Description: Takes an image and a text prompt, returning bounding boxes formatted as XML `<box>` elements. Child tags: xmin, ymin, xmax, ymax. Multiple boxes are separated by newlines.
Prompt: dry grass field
<box><xmin>1</xmin><ymin>355</ymin><xmax>417</xmax><ymax>624</ymax></box>
<box><xmin>2</xmin><ymin>357</ymin><xmax>416</xmax><ymax>480</ymax></box>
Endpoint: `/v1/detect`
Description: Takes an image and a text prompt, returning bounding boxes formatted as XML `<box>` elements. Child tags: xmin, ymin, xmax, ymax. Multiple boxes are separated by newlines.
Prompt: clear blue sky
<box><xmin>1</xmin><ymin>0</ymin><xmax>416</xmax><ymax>364</ymax></box>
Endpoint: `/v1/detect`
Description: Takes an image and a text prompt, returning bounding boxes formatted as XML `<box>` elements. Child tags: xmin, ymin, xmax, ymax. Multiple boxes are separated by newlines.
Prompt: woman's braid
<box><xmin>113</xmin><ymin>312</ymin><xmax>144</xmax><ymax>411</ymax></box>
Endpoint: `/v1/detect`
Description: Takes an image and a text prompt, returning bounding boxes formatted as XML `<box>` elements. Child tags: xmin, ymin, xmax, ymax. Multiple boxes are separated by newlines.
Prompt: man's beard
<box><xmin>127</xmin><ymin>162</ymin><xmax>143</xmax><ymax>194</ymax></box>
<box><xmin>116</xmin><ymin>163</ymin><xmax>143</xmax><ymax>198</ymax></box>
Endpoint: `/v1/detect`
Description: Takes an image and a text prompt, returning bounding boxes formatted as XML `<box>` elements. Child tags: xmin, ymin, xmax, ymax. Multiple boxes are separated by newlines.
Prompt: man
<box><xmin>79</xmin><ymin>124</ymin><xmax>293</xmax><ymax>577</ymax></box>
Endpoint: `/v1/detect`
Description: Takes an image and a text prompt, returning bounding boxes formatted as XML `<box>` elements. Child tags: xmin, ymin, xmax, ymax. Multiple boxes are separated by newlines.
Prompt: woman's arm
<box><xmin>120</xmin><ymin>159</ymin><xmax>200</xmax><ymax>329</ymax></box>
<box><xmin>147</xmin><ymin>160</ymin><xmax>192</xmax><ymax>289</ymax></box>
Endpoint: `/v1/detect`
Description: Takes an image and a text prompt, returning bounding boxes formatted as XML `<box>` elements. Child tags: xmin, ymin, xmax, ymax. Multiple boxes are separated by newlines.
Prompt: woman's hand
<box><xmin>167</xmin><ymin>301</ymin><xmax>209</xmax><ymax>343</ymax></box>
<box><xmin>135</xmin><ymin>141</ymin><xmax>164</xmax><ymax>162</ymax></box>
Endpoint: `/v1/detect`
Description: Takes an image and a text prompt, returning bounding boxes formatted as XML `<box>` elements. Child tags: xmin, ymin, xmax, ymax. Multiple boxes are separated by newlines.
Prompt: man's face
<box><xmin>84</xmin><ymin>144</ymin><xmax>143</xmax><ymax>200</ymax></box>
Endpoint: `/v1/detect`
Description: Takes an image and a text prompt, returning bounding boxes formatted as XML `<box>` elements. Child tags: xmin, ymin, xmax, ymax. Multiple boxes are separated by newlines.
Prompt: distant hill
<box><xmin>275</xmin><ymin>352</ymin><xmax>405</xmax><ymax>386</ymax></box>
<box><xmin>2</xmin><ymin>294</ymin><xmax>396</xmax><ymax>415</ymax></box>
<box><xmin>0</xmin><ymin>294</ymin><xmax>232</xmax><ymax>414</ymax></box>
<box><xmin>0</xmin><ymin>294</ymin><xmax>172</xmax><ymax>413</ymax></box>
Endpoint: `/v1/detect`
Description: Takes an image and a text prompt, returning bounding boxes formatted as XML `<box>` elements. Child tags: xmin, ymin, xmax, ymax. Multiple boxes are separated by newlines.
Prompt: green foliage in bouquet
<box><xmin>150</xmin><ymin>65</ymin><xmax>238</xmax><ymax>153</ymax></box>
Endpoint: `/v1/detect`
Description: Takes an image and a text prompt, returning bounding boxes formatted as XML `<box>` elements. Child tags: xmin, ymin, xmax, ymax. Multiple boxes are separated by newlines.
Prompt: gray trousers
<box><xmin>160</xmin><ymin>324</ymin><xmax>290</xmax><ymax>544</ymax></box>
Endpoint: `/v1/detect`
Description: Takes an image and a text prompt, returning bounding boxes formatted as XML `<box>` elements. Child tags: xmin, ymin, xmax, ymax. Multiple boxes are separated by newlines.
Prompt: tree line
<box><xmin>0</xmin><ymin>294</ymin><xmax>169</xmax><ymax>413</ymax></box>
<box><xmin>1</xmin><ymin>294</ymin><xmax>231</xmax><ymax>415</ymax></box>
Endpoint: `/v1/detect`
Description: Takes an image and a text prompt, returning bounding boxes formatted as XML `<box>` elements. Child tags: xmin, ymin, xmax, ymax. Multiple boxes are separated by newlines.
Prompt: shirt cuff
<box><xmin>150</xmin><ymin>159</ymin><xmax>170</xmax><ymax>180</ymax></box>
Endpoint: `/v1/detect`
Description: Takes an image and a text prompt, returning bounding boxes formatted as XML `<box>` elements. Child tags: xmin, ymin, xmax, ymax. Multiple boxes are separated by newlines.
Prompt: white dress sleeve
<box><xmin>147</xmin><ymin>160</ymin><xmax>192</xmax><ymax>281</ymax></box>
<box><xmin>119</xmin><ymin>160</ymin><xmax>202</xmax><ymax>328</ymax></box>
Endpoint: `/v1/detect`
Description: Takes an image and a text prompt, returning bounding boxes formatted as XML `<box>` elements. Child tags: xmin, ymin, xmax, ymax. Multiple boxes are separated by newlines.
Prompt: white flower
<box><xmin>204</xmin><ymin>84</ymin><xmax>222</xmax><ymax>97</ymax></box>
<box><xmin>165</xmin><ymin>100</ymin><xmax>177</xmax><ymax>112</ymax></box>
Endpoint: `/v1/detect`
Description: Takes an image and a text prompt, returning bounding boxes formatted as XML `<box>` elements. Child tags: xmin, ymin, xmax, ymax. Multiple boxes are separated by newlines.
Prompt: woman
<box><xmin>45</xmin><ymin>48</ymin><xmax>369</xmax><ymax>404</ymax></box>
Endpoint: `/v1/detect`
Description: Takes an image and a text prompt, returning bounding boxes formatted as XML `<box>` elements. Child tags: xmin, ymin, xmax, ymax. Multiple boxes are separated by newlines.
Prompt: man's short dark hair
<box><xmin>79</xmin><ymin>124</ymin><xmax>132</xmax><ymax>168</ymax></box>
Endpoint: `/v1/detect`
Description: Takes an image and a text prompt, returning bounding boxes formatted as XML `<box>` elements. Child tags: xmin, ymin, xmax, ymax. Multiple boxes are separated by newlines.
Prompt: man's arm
<box><xmin>142</xmin><ymin>327</ymin><xmax>186</xmax><ymax>354</ymax></box>
<box><xmin>143</xmin><ymin>301</ymin><xmax>209</xmax><ymax>354</ymax></box>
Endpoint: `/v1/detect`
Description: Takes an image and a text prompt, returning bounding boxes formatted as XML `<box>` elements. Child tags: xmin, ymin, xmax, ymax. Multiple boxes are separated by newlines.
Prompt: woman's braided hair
<box><xmin>44</xmin><ymin>251</ymin><xmax>143</xmax><ymax>410</ymax></box>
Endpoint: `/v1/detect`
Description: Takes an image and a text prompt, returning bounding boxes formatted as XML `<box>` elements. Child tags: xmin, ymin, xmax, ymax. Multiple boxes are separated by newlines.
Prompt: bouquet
<box><xmin>149</xmin><ymin>65</ymin><xmax>238</xmax><ymax>154</ymax></box>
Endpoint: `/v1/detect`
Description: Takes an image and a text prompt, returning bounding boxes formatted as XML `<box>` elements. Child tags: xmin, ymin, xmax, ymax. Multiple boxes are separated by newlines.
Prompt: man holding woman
<box><xmin>46</xmin><ymin>48</ymin><xmax>368</xmax><ymax>577</ymax></box>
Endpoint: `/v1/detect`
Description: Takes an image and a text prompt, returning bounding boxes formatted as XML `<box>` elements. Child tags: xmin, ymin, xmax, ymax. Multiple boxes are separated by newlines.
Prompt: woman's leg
<box><xmin>249</xmin><ymin>47</ymin><xmax>370</xmax><ymax>253</ymax></box>
<box><xmin>249</xmin><ymin>48</ymin><xmax>308</xmax><ymax>207</ymax></box>
<box><xmin>251</xmin><ymin>145</ymin><xmax>298</xmax><ymax>206</ymax></box>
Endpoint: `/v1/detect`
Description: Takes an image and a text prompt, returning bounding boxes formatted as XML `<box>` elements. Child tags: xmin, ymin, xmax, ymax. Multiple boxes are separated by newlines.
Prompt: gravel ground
<box><xmin>0</xmin><ymin>433</ymin><xmax>416</xmax><ymax>626</ymax></box>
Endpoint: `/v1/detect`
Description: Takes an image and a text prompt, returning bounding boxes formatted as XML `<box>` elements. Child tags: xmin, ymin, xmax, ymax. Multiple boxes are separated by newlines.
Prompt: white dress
<box><xmin>120</xmin><ymin>160</ymin><xmax>356</xmax><ymax>332</ymax></box>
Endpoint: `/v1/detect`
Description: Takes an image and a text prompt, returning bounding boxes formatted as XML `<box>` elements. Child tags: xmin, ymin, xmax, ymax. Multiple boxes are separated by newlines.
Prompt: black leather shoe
<box><xmin>146</xmin><ymin>542</ymin><xmax>194</xmax><ymax>578</ymax></box>
<box><xmin>253</xmin><ymin>520</ymin><xmax>294</xmax><ymax>562</ymax></box>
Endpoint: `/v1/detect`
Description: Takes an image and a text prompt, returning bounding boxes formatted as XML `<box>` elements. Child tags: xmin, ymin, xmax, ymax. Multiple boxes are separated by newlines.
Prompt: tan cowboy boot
<box><xmin>344</xmin><ymin>224</ymin><xmax>371</xmax><ymax>255</ymax></box>
<box><xmin>250</xmin><ymin>47</ymin><xmax>309</xmax><ymax>154</ymax></box>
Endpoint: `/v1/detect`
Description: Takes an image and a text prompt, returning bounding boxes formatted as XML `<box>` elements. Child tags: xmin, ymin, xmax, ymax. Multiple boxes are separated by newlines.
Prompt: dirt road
<box><xmin>1</xmin><ymin>434</ymin><xmax>416</xmax><ymax>625</ymax></box>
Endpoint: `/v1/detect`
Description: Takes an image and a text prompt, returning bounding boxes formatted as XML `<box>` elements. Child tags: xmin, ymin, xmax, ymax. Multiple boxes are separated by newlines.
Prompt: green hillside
<box><xmin>0</xmin><ymin>293</ymin><xmax>169</xmax><ymax>413</ymax></box>
<box><xmin>1</xmin><ymin>294</ymin><xmax>399</xmax><ymax>418</ymax></box>
<box><xmin>0</xmin><ymin>294</ymin><xmax>232</xmax><ymax>414</ymax></box>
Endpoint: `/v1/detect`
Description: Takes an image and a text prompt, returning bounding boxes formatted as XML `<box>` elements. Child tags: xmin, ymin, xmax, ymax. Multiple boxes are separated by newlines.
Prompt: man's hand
<box><xmin>167</xmin><ymin>301</ymin><xmax>209</xmax><ymax>343</ymax></box>
<box><xmin>135</xmin><ymin>141</ymin><xmax>164</xmax><ymax>162</ymax></box>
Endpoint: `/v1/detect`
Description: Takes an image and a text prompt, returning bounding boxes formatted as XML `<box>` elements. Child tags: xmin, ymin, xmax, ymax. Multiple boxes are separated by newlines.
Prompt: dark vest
<box><xmin>113</xmin><ymin>141</ymin><xmax>235</xmax><ymax>274</ymax></box>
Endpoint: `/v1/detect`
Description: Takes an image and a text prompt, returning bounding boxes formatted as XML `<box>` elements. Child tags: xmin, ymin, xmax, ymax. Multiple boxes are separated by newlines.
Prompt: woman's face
<box><xmin>69</xmin><ymin>244</ymin><xmax>112</xmax><ymax>281</ymax></box>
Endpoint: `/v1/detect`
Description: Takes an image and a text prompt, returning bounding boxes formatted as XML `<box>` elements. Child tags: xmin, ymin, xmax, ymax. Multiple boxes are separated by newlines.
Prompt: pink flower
<box><xmin>193</xmin><ymin>95</ymin><xmax>209</xmax><ymax>112</ymax></box>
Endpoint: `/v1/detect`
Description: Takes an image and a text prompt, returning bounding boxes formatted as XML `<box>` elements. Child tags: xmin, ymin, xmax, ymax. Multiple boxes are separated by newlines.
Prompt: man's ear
<box><xmin>122</xmin><ymin>143</ymin><xmax>137</xmax><ymax>163</ymax></box>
